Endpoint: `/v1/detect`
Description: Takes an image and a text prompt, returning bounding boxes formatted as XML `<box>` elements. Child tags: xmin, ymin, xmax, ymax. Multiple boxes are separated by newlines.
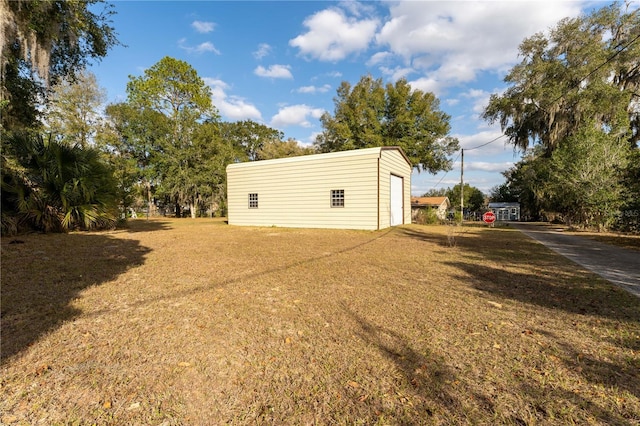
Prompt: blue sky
<box><xmin>88</xmin><ymin>0</ymin><xmax>594</xmax><ymax>196</ymax></box>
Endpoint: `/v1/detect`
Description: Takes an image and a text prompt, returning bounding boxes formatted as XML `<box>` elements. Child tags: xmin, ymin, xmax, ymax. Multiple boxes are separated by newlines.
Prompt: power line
<box><xmin>465</xmin><ymin>133</ymin><xmax>507</xmax><ymax>152</ymax></box>
<box><xmin>427</xmin><ymin>150</ymin><xmax>461</xmax><ymax>193</ymax></box>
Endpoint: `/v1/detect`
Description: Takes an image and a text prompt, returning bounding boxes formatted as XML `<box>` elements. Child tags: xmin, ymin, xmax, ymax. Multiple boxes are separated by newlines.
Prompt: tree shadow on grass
<box><xmin>444</xmin><ymin>260</ymin><xmax>640</xmax><ymax>421</ymax></box>
<box><xmin>399</xmin><ymin>226</ymin><xmax>457</xmax><ymax>248</ymax></box>
<box><xmin>403</xmin><ymin>225</ymin><xmax>640</xmax><ymax>321</ymax></box>
<box><xmin>119</xmin><ymin>218</ymin><xmax>172</xmax><ymax>233</ymax></box>
<box><xmin>513</xmin><ymin>350</ymin><xmax>640</xmax><ymax>424</ymax></box>
<box><xmin>445</xmin><ymin>260</ymin><xmax>640</xmax><ymax>322</ymax></box>
<box><xmin>341</xmin><ymin>305</ymin><xmax>493</xmax><ymax>423</ymax></box>
<box><xmin>515</xmin><ymin>379</ymin><xmax>637</xmax><ymax>425</ymax></box>
<box><xmin>408</xmin><ymin>223</ymin><xmax>640</xmax><ymax>422</ymax></box>
<box><xmin>1</xmin><ymin>232</ymin><xmax>151</xmax><ymax>363</ymax></box>
<box><xmin>538</xmin><ymin>328</ymin><xmax>640</xmax><ymax>400</ymax></box>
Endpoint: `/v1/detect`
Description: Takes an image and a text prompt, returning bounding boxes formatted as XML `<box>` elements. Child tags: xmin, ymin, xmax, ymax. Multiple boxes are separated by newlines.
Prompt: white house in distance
<box><xmin>410</xmin><ymin>196</ymin><xmax>451</xmax><ymax>221</ymax></box>
<box><xmin>226</xmin><ymin>146</ymin><xmax>412</xmax><ymax>230</ymax></box>
<box><xmin>488</xmin><ymin>202</ymin><xmax>521</xmax><ymax>221</ymax></box>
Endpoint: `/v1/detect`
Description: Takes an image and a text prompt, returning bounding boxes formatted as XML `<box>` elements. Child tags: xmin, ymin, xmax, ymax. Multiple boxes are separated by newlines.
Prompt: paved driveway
<box><xmin>512</xmin><ymin>223</ymin><xmax>640</xmax><ymax>298</ymax></box>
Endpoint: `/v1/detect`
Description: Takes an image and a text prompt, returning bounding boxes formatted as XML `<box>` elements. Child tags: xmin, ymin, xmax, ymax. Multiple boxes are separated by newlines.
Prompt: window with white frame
<box><xmin>331</xmin><ymin>189</ymin><xmax>344</xmax><ymax>207</ymax></box>
<box><xmin>249</xmin><ymin>193</ymin><xmax>258</xmax><ymax>208</ymax></box>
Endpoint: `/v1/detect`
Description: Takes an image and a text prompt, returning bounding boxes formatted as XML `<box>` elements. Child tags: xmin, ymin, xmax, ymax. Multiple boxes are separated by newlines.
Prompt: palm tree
<box><xmin>1</xmin><ymin>132</ymin><xmax>118</xmax><ymax>233</ymax></box>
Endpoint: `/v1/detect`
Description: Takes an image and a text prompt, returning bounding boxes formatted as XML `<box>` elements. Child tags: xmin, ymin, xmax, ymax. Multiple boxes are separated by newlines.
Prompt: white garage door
<box><xmin>390</xmin><ymin>174</ymin><xmax>404</xmax><ymax>226</ymax></box>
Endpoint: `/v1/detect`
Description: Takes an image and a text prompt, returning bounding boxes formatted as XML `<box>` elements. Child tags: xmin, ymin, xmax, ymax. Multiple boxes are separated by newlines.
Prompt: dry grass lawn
<box><xmin>1</xmin><ymin>219</ymin><xmax>639</xmax><ymax>425</ymax></box>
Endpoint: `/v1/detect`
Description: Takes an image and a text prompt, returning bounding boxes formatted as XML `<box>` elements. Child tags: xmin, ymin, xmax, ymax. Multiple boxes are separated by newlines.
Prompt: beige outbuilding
<box><xmin>226</xmin><ymin>146</ymin><xmax>412</xmax><ymax>230</ymax></box>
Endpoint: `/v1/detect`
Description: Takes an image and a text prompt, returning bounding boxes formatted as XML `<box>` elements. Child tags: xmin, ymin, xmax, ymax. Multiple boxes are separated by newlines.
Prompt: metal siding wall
<box><xmin>226</xmin><ymin>149</ymin><xmax>381</xmax><ymax>229</ymax></box>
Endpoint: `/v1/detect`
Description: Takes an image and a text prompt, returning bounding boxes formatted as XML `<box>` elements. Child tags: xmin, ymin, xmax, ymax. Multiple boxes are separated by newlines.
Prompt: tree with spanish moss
<box><xmin>483</xmin><ymin>2</ymin><xmax>640</xmax><ymax>229</ymax></box>
<box><xmin>1</xmin><ymin>0</ymin><xmax>118</xmax><ymax>129</ymax></box>
<box><xmin>483</xmin><ymin>2</ymin><xmax>639</xmax><ymax>152</ymax></box>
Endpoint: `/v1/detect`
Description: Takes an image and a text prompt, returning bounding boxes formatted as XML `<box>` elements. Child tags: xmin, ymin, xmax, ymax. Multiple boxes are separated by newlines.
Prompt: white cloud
<box><xmin>290</xmin><ymin>7</ymin><xmax>379</xmax><ymax>61</ymax></box>
<box><xmin>466</xmin><ymin>161</ymin><xmax>514</xmax><ymax>173</ymax></box>
<box><xmin>195</xmin><ymin>42</ymin><xmax>220</xmax><ymax>54</ymax></box>
<box><xmin>327</xmin><ymin>71</ymin><xmax>343</xmax><ymax>78</ymax></box>
<box><xmin>253</xmin><ymin>43</ymin><xmax>272</xmax><ymax>60</ymax></box>
<box><xmin>463</xmin><ymin>89</ymin><xmax>487</xmax><ymax>99</ymax></box>
<box><xmin>192</xmin><ymin>20</ymin><xmax>215</xmax><ymax>33</ymax></box>
<box><xmin>434</xmin><ymin>53</ymin><xmax>476</xmax><ymax>82</ymax></box>
<box><xmin>376</xmin><ymin>1</ymin><xmax>584</xmax><ymax>91</ymax></box>
<box><xmin>412</xmin><ymin>55</ymin><xmax>438</xmax><ymax>71</ymax></box>
<box><xmin>271</xmin><ymin>104</ymin><xmax>325</xmax><ymax>128</ymax></box>
<box><xmin>460</xmin><ymin>88</ymin><xmax>492</xmax><ymax>115</ymax></box>
<box><xmin>178</xmin><ymin>38</ymin><xmax>220</xmax><ymax>55</ymax></box>
<box><xmin>254</xmin><ymin>64</ymin><xmax>293</xmax><ymax>79</ymax></box>
<box><xmin>219</xmin><ymin>96</ymin><xmax>263</xmax><ymax>121</ymax></box>
<box><xmin>366</xmin><ymin>51</ymin><xmax>392</xmax><ymax>66</ymax></box>
<box><xmin>411</xmin><ymin>176</ymin><xmax>461</xmax><ymax>194</ymax></box>
<box><xmin>338</xmin><ymin>0</ymin><xmax>377</xmax><ymax>18</ymax></box>
<box><xmin>380</xmin><ymin>66</ymin><xmax>413</xmax><ymax>81</ymax></box>
<box><xmin>296</xmin><ymin>84</ymin><xmax>331</xmax><ymax>94</ymax></box>
<box><xmin>204</xmin><ymin>78</ymin><xmax>263</xmax><ymax>121</ymax></box>
<box><xmin>407</xmin><ymin>77</ymin><xmax>442</xmax><ymax>96</ymax></box>
<box><xmin>203</xmin><ymin>77</ymin><xmax>228</xmax><ymax>91</ymax></box>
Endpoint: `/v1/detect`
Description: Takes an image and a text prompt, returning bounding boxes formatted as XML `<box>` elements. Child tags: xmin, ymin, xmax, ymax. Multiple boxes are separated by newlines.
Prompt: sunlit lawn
<box><xmin>1</xmin><ymin>219</ymin><xmax>639</xmax><ymax>424</ymax></box>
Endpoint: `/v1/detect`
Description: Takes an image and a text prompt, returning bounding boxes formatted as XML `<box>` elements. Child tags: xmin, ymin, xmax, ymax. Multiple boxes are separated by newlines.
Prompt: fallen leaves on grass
<box><xmin>34</xmin><ymin>365</ymin><xmax>51</xmax><ymax>376</ymax></box>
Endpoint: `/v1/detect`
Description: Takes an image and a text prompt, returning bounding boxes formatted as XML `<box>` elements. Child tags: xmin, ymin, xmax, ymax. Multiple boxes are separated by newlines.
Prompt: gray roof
<box><xmin>488</xmin><ymin>202</ymin><xmax>520</xmax><ymax>208</ymax></box>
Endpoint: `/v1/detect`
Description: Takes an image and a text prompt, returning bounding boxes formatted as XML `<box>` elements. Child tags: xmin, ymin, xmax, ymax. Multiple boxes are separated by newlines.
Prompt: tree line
<box><xmin>1</xmin><ymin>1</ymin><xmax>458</xmax><ymax>234</ymax></box>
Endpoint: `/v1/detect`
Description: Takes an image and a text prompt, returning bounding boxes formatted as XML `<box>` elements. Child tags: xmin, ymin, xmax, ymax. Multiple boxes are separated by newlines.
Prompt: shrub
<box><xmin>1</xmin><ymin>133</ymin><xmax>118</xmax><ymax>234</ymax></box>
<box><xmin>413</xmin><ymin>207</ymin><xmax>441</xmax><ymax>225</ymax></box>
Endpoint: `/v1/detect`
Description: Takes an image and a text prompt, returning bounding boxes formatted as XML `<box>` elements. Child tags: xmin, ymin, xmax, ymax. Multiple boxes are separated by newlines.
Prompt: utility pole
<box><xmin>460</xmin><ymin>148</ymin><xmax>464</xmax><ymax>223</ymax></box>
